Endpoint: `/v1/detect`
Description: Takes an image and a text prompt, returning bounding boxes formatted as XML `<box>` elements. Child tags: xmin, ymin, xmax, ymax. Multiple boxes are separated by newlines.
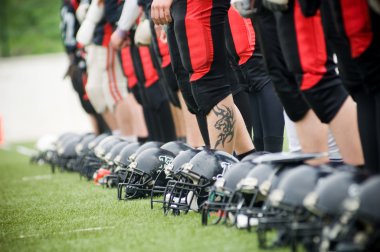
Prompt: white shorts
<box><xmin>86</xmin><ymin>44</ymin><xmax>128</xmax><ymax>113</ymax></box>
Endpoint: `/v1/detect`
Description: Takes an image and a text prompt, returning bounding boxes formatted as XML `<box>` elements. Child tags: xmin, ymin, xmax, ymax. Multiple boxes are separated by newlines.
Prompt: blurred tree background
<box><xmin>0</xmin><ymin>0</ymin><xmax>62</xmax><ymax>57</ymax></box>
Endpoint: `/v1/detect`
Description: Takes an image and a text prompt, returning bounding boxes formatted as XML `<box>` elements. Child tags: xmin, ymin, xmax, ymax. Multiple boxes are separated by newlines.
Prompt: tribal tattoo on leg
<box><xmin>212</xmin><ymin>105</ymin><xmax>235</xmax><ymax>149</ymax></box>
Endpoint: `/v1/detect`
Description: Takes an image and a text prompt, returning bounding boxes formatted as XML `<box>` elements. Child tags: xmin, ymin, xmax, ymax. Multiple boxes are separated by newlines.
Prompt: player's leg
<box><xmin>274</xmin><ymin>0</ymin><xmax>363</xmax><ymax>165</ymax></box>
<box><xmin>172</xmin><ymin>0</ymin><xmax>254</xmax><ymax>154</ymax></box>
<box><xmin>254</xmin><ymin>6</ymin><xmax>328</xmax><ymax>162</ymax></box>
<box><xmin>166</xmin><ymin>21</ymin><xmax>208</xmax><ymax>146</ymax></box>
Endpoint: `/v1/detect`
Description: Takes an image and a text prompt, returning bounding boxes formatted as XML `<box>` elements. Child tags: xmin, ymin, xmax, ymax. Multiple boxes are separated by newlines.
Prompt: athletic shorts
<box><xmin>171</xmin><ymin>0</ymin><xmax>233</xmax><ymax>116</ymax></box>
<box><xmin>85</xmin><ymin>44</ymin><xmax>128</xmax><ymax>113</ymax></box>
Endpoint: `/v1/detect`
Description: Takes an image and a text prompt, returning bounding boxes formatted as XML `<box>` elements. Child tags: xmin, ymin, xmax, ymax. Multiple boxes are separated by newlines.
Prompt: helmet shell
<box><xmin>160</xmin><ymin>141</ymin><xmax>192</xmax><ymax>156</ymax></box>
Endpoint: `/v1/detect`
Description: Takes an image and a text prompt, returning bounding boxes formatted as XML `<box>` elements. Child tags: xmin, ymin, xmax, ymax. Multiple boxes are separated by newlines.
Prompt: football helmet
<box><xmin>128</xmin><ymin>141</ymin><xmax>164</xmax><ymax>163</ymax></box>
<box><xmin>78</xmin><ymin>133</ymin><xmax>111</xmax><ymax>179</ymax></box>
<box><xmin>112</xmin><ymin>142</ymin><xmax>142</xmax><ymax>184</ymax></box>
<box><xmin>321</xmin><ymin>175</ymin><xmax>380</xmax><ymax>252</ymax></box>
<box><xmin>72</xmin><ymin>133</ymin><xmax>97</xmax><ymax>173</ymax></box>
<box><xmin>94</xmin><ymin>136</ymin><xmax>122</xmax><ymax>160</ymax></box>
<box><xmin>151</xmin><ymin>148</ymin><xmax>201</xmax><ymax>209</ymax></box>
<box><xmin>201</xmin><ymin>159</ymin><xmax>257</xmax><ymax>226</ymax></box>
<box><xmin>162</xmin><ymin>149</ymin><xmax>239</xmax><ymax>215</ymax></box>
<box><xmin>117</xmin><ymin>147</ymin><xmax>175</xmax><ymax>200</ymax></box>
<box><xmin>103</xmin><ymin>141</ymin><xmax>129</xmax><ymax>167</ymax></box>
<box><xmin>303</xmin><ymin>168</ymin><xmax>368</xmax><ymax>252</ymax></box>
<box><xmin>30</xmin><ymin>134</ymin><xmax>58</xmax><ymax>165</ymax></box>
<box><xmin>258</xmin><ymin>164</ymin><xmax>334</xmax><ymax>250</ymax></box>
<box><xmin>233</xmin><ymin>152</ymin><xmax>325</xmax><ymax>230</ymax></box>
<box><xmin>56</xmin><ymin>134</ymin><xmax>82</xmax><ymax>171</ymax></box>
<box><xmin>160</xmin><ymin>141</ymin><xmax>192</xmax><ymax>156</ymax></box>
<box><xmin>96</xmin><ymin>141</ymin><xmax>129</xmax><ymax>187</ymax></box>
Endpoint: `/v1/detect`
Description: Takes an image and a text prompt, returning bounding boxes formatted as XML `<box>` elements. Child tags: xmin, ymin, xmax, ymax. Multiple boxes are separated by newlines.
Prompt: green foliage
<box><xmin>0</xmin><ymin>145</ymin><xmax>289</xmax><ymax>252</ymax></box>
<box><xmin>0</xmin><ymin>0</ymin><xmax>63</xmax><ymax>56</ymax></box>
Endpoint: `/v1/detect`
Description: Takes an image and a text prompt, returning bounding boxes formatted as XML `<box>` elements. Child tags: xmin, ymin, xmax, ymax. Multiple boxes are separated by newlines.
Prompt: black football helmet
<box><xmin>98</xmin><ymin>141</ymin><xmax>130</xmax><ymax>187</ymax></box>
<box><xmin>232</xmin><ymin>152</ymin><xmax>325</xmax><ymax>231</ymax></box>
<box><xmin>150</xmin><ymin>148</ymin><xmax>201</xmax><ymax>209</ymax></box>
<box><xmin>75</xmin><ymin>133</ymin><xmax>97</xmax><ymax>157</ymax></box>
<box><xmin>55</xmin><ymin>134</ymin><xmax>82</xmax><ymax>171</ymax></box>
<box><xmin>72</xmin><ymin>133</ymin><xmax>97</xmax><ymax>173</ymax></box>
<box><xmin>117</xmin><ymin>147</ymin><xmax>176</xmax><ymax>200</ymax></box>
<box><xmin>127</xmin><ymin>141</ymin><xmax>164</xmax><ymax>163</ymax></box>
<box><xmin>94</xmin><ymin>136</ymin><xmax>122</xmax><ymax>160</ymax></box>
<box><xmin>240</xmin><ymin>151</ymin><xmax>271</xmax><ymax>162</ymax></box>
<box><xmin>257</xmin><ymin>164</ymin><xmax>334</xmax><ymax>250</ymax></box>
<box><xmin>162</xmin><ymin>149</ymin><xmax>239</xmax><ymax>215</ymax></box>
<box><xmin>321</xmin><ymin>175</ymin><xmax>380</xmax><ymax>252</ymax></box>
<box><xmin>103</xmin><ymin>141</ymin><xmax>129</xmax><ymax>167</ymax></box>
<box><xmin>111</xmin><ymin>142</ymin><xmax>142</xmax><ymax>184</ymax></box>
<box><xmin>78</xmin><ymin>133</ymin><xmax>112</xmax><ymax>180</ymax></box>
<box><xmin>160</xmin><ymin>141</ymin><xmax>192</xmax><ymax>156</ymax></box>
<box><xmin>50</xmin><ymin>133</ymin><xmax>79</xmax><ymax>167</ymax></box>
<box><xmin>302</xmin><ymin>168</ymin><xmax>368</xmax><ymax>252</ymax></box>
<box><xmin>201</xmin><ymin>159</ymin><xmax>257</xmax><ymax>226</ymax></box>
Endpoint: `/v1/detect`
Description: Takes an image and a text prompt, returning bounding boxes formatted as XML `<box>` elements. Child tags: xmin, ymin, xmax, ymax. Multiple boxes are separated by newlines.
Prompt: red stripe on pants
<box><xmin>138</xmin><ymin>47</ymin><xmax>159</xmax><ymax>88</ymax></box>
<box><xmin>121</xmin><ymin>47</ymin><xmax>138</xmax><ymax>89</ymax></box>
<box><xmin>185</xmin><ymin>0</ymin><xmax>214</xmax><ymax>81</ymax></box>
<box><xmin>339</xmin><ymin>0</ymin><xmax>373</xmax><ymax>58</ymax></box>
<box><xmin>228</xmin><ymin>8</ymin><xmax>255</xmax><ymax>65</ymax></box>
<box><xmin>294</xmin><ymin>0</ymin><xmax>327</xmax><ymax>90</ymax></box>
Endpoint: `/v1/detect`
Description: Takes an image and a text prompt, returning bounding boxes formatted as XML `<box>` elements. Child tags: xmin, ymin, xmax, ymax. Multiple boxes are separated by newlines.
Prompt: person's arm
<box><xmin>110</xmin><ymin>0</ymin><xmax>140</xmax><ymax>49</ymax></box>
<box><xmin>76</xmin><ymin>0</ymin><xmax>91</xmax><ymax>24</ymax></box>
<box><xmin>76</xmin><ymin>0</ymin><xmax>105</xmax><ymax>46</ymax></box>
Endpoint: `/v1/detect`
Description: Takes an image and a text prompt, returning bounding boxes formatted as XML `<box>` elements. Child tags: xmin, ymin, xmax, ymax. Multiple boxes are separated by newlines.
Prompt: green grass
<box><xmin>0</xmin><ymin>144</ymin><xmax>290</xmax><ymax>252</ymax></box>
<box><xmin>0</xmin><ymin>0</ymin><xmax>63</xmax><ymax>56</ymax></box>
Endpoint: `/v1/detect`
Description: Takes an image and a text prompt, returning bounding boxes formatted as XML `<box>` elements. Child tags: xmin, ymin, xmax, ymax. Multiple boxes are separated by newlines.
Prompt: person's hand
<box><xmin>110</xmin><ymin>29</ymin><xmax>130</xmax><ymax>49</ymax></box>
<box><xmin>151</xmin><ymin>0</ymin><xmax>173</xmax><ymax>25</ymax></box>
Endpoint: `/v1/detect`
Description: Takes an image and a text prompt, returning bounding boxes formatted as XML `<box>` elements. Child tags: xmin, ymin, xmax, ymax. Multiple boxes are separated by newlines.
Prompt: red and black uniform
<box><xmin>61</xmin><ymin>0</ymin><xmax>92</xmax><ymax>114</ymax></box>
<box><xmin>165</xmin><ymin>22</ymin><xmax>211</xmax><ymax>146</ymax></box>
<box><xmin>224</xmin><ymin>8</ymin><xmax>284</xmax><ymax>152</ymax></box>
<box><xmin>170</xmin><ymin>0</ymin><xmax>233</xmax><ymax>116</ymax></box>
<box><xmin>254</xmin><ymin>4</ymin><xmax>310</xmax><ymax>123</ymax></box>
<box><xmin>137</xmin><ymin>0</ymin><xmax>181</xmax><ymax>108</ymax></box>
<box><xmin>319</xmin><ymin>0</ymin><xmax>380</xmax><ymax>173</ymax></box>
<box><xmin>120</xmin><ymin>30</ymin><xmax>177</xmax><ymax>142</ymax></box>
<box><xmin>273</xmin><ymin>0</ymin><xmax>348</xmax><ymax>124</ymax></box>
<box><xmin>60</xmin><ymin>0</ymin><xmax>110</xmax><ymax>133</ymax></box>
<box><xmin>93</xmin><ymin>0</ymin><xmax>124</xmax><ymax>46</ymax></box>
<box><xmin>293</xmin><ymin>0</ymin><xmax>380</xmax><ymax>173</ymax></box>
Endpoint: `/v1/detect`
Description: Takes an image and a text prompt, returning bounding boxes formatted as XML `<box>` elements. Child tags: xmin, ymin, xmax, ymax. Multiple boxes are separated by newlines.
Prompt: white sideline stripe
<box><xmin>16</xmin><ymin>146</ymin><xmax>38</xmax><ymax>157</ymax></box>
<box><xmin>19</xmin><ymin>234</ymin><xmax>40</xmax><ymax>239</ymax></box>
<box><xmin>67</xmin><ymin>226</ymin><xmax>114</xmax><ymax>233</ymax></box>
<box><xmin>18</xmin><ymin>226</ymin><xmax>115</xmax><ymax>239</ymax></box>
<box><xmin>22</xmin><ymin>175</ymin><xmax>52</xmax><ymax>181</ymax></box>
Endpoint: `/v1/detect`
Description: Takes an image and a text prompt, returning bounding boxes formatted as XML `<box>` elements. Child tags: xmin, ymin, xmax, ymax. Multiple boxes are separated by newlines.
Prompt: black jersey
<box><xmin>60</xmin><ymin>0</ymin><xmax>80</xmax><ymax>54</ymax></box>
<box><xmin>93</xmin><ymin>0</ymin><xmax>124</xmax><ymax>46</ymax></box>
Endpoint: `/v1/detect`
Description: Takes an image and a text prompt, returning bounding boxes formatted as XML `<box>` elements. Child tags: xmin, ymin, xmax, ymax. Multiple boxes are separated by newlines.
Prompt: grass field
<box><xmin>0</xmin><ymin>143</ymin><xmax>289</xmax><ymax>252</ymax></box>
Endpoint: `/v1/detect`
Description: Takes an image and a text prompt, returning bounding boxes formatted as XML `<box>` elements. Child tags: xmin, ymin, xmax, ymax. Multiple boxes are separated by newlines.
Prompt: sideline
<box><xmin>21</xmin><ymin>174</ymin><xmax>52</xmax><ymax>181</ymax></box>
